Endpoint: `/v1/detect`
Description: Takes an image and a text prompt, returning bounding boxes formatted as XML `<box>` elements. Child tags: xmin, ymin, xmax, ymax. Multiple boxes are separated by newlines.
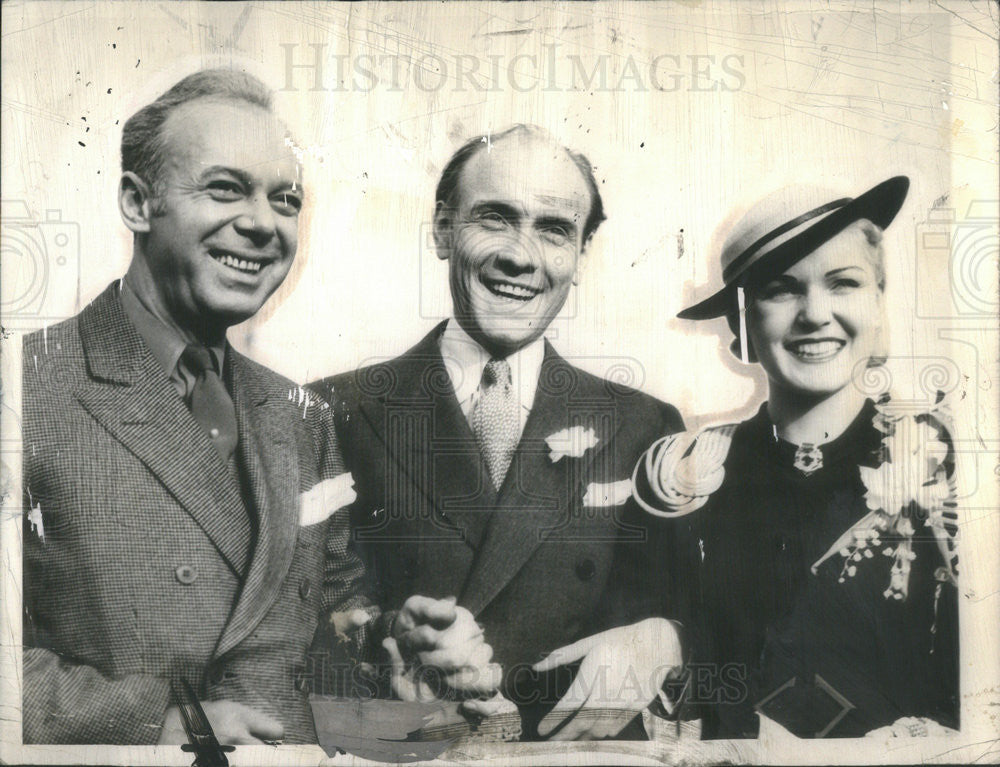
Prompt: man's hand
<box><xmin>158</xmin><ymin>700</ymin><xmax>284</xmax><ymax>745</ymax></box>
<box><xmin>390</xmin><ymin>595</ymin><xmax>501</xmax><ymax>700</ymax></box>
<box><xmin>532</xmin><ymin>618</ymin><xmax>683</xmax><ymax>740</ymax></box>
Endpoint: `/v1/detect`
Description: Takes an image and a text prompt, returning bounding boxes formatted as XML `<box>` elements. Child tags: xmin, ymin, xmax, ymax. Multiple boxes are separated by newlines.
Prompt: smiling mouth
<box><xmin>210</xmin><ymin>250</ymin><xmax>266</xmax><ymax>275</ymax></box>
<box><xmin>784</xmin><ymin>339</ymin><xmax>846</xmax><ymax>361</ymax></box>
<box><xmin>482</xmin><ymin>278</ymin><xmax>542</xmax><ymax>302</ymax></box>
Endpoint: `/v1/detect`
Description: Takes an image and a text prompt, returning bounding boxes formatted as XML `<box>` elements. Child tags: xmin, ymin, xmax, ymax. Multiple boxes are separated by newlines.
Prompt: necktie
<box><xmin>471</xmin><ymin>358</ymin><xmax>520</xmax><ymax>490</ymax></box>
<box><xmin>180</xmin><ymin>344</ymin><xmax>238</xmax><ymax>462</ymax></box>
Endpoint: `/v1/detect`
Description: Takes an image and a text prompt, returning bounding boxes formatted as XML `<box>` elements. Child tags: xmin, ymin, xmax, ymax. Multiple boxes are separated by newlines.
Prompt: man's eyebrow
<box><xmin>535</xmin><ymin>214</ymin><xmax>578</xmax><ymax>231</ymax></box>
<box><xmin>469</xmin><ymin>200</ymin><xmax>522</xmax><ymax>218</ymax></box>
<box><xmin>197</xmin><ymin>165</ymin><xmax>253</xmax><ymax>185</ymax></box>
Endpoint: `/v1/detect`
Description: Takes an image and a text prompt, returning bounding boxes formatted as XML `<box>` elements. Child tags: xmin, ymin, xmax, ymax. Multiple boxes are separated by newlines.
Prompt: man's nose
<box><xmin>493</xmin><ymin>232</ymin><xmax>538</xmax><ymax>274</ymax></box>
<box><xmin>796</xmin><ymin>285</ymin><xmax>833</xmax><ymax>328</ymax></box>
<box><xmin>233</xmin><ymin>194</ymin><xmax>277</xmax><ymax>243</ymax></box>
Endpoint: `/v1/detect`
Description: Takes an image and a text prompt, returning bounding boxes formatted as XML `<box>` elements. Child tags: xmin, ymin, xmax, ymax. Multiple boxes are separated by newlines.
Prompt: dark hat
<box><xmin>678</xmin><ymin>176</ymin><xmax>910</xmax><ymax>320</ymax></box>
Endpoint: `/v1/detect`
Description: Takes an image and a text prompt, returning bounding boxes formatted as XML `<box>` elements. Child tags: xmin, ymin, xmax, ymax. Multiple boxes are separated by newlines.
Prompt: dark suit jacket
<box><xmin>22</xmin><ymin>283</ymin><xmax>369</xmax><ymax>744</ymax></box>
<box><xmin>310</xmin><ymin>324</ymin><xmax>682</xmax><ymax>737</ymax></box>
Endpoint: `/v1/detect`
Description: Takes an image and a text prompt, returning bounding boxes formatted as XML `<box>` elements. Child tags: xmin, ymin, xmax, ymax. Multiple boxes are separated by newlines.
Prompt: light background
<box><xmin>2</xmin><ymin>1</ymin><xmax>998</xmax><ymax>765</ymax></box>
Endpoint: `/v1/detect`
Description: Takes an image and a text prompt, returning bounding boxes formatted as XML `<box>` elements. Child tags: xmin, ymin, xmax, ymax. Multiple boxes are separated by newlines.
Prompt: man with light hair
<box><xmin>22</xmin><ymin>68</ymin><xmax>492</xmax><ymax>745</ymax></box>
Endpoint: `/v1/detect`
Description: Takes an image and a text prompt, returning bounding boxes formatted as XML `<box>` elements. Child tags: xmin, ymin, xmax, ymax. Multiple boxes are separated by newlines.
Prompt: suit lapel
<box><xmin>354</xmin><ymin>327</ymin><xmax>496</xmax><ymax>594</ymax></box>
<box><xmin>213</xmin><ymin>350</ymin><xmax>300</xmax><ymax>658</ymax></box>
<box><xmin>361</xmin><ymin>327</ymin><xmax>498</xmax><ymax>543</ymax></box>
<box><xmin>74</xmin><ymin>285</ymin><xmax>250</xmax><ymax>576</ymax></box>
<box><xmin>460</xmin><ymin>345</ymin><xmax>625</xmax><ymax>616</ymax></box>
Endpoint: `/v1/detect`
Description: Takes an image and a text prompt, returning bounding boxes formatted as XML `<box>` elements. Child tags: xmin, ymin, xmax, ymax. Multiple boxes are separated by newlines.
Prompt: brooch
<box><xmin>793</xmin><ymin>443</ymin><xmax>823</xmax><ymax>475</ymax></box>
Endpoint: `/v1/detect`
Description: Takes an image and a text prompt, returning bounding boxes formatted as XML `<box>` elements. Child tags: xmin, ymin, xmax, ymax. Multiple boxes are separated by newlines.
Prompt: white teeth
<box><xmin>789</xmin><ymin>340</ymin><xmax>843</xmax><ymax>358</ymax></box>
<box><xmin>213</xmin><ymin>253</ymin><xmax>262</xmax><ymax>273</ymax></box>
<box><xmin>486</xmin><ymin>281</ymin><xmax>539</xmax><ymax>300</ymax></box>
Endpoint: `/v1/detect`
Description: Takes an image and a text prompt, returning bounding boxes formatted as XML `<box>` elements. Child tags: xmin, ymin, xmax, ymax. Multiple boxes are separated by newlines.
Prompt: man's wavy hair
<box><xmin>434</xmin><ymin>124</ymin><xmax>607</xmax><ymax>244</ymax></box>
<box><xmin>121</xmin><ymin>68</ymin><xmax>273</xmax><ymax>191</ymax></box>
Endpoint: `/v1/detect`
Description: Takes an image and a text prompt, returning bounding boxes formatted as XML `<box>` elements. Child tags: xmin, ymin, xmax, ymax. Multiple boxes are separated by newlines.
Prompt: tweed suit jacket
<box><xmin>22</xmin><ymin>283</ymin><xmax>370</xmax><ymax>744</ymax></box>
<box><xmin>310</xmin><ymin>324</ymin><xmax>683</xmax><ymax>735</ymax></box>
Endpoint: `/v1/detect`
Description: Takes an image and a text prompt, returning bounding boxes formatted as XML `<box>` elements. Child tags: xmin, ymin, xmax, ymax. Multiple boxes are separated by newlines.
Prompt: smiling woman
<box><xmin>634</xmin><ymin>177</ymin><xmax>960</xmax><ymax>739</ymax></box>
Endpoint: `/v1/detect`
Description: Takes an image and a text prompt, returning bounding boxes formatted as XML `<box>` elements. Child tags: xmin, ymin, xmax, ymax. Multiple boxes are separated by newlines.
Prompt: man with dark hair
<box><xmin>21</xmin><ymin>68</ymin><xmax>491</xmax><ymax>745</ymax></box>
<box><xmin>312</xmin><ymin>125</ymin><xmax>685</xmax><ymax>740</ymax></box>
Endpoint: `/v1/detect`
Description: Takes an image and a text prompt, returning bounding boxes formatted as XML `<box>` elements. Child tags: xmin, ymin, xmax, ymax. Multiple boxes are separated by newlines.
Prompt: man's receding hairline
<box><xmin>451</xmin><ymin>134</ymin><xmax>594</xmax><ymax>208</ymax></box>
<box><xmin>155</xmin><ymin>96</ymin><xmax>292</xmax><ymax>167</ymax></box>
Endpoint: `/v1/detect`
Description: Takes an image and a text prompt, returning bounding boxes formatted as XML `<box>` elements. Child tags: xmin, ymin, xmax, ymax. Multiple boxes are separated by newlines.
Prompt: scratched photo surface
<box><xmin>1</xmin><ymin>1</ymin><xmax>997</xmax><ymax>765</ymax></box>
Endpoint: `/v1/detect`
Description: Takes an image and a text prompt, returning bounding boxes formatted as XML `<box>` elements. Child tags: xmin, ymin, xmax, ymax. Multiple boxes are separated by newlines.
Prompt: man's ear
<box><xmin>119</xmin><ymin>172</ymin><xmax>154</xmax><ymax>234</ymax></box>
<box><xmin>432</xmin><ymin>201</ymin><xmax>453</xmax><ymax>261</ymax></box>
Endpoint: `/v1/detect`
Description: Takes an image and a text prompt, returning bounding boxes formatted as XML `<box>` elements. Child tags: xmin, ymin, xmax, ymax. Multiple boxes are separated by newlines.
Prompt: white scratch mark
<box><xmin>28</xmin><ymin>504</ymin><xmax>44</xmax><ymax>541</ymax></box>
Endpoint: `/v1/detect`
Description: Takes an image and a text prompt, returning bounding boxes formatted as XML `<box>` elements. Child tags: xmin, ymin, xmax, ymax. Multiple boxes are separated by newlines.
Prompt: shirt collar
<box><xmin>439</xmin><ymin>319</ymin><xmax>545</xmax><ymax>414</ymax></box>
<box><xmin>119</xmin><ymin>278</ymin><xmax>226</xmax><ymax>379</ymax></box>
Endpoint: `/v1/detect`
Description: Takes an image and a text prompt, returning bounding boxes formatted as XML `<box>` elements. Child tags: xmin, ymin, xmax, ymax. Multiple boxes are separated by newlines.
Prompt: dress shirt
<box><xmin>120</xmin><ymin>279</ymin><xmax>226</xmax><ymax>398</ymax></box>
<box><xmin>439</xmin><ymin>319</ymin><xmax>545</xmax><ymax>436</ymax></box>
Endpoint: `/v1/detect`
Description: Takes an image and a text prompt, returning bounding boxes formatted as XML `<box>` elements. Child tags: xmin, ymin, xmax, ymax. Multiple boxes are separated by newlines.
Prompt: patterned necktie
<box><xmin>471</xmin><ymin>357</ymin><xmax>520</xmax><ymax>491</ymax></box>
<box><xmin>180</xmin><ymin>344</ymin><xmax>238</xmax><ymax>462</ymax></box>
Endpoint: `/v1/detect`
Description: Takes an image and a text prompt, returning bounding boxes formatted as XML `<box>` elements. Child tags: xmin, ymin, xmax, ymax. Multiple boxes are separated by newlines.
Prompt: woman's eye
<box><xmin>831</xmin><ymin>278</ymin><xmax>861</xmax><ymax>292</ymax></box>
<box><xmin>760</xmin><ymin>283</ymin><xmax>795</xmax><ymax>300</ymax></box>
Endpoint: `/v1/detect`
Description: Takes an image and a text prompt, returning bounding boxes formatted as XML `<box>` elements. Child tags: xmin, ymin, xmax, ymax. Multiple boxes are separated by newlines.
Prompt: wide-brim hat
<box><xmin>678</xmin><ymin>176</ymin><xmax>910</xmax><ymax>320</ymax></box>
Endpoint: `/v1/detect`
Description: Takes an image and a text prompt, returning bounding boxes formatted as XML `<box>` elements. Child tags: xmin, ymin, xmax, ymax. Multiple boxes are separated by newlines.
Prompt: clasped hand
<box><xmin>385</xmin><ymin>595</ymin><xmax>502</xmax><ymax>702</ymax></box>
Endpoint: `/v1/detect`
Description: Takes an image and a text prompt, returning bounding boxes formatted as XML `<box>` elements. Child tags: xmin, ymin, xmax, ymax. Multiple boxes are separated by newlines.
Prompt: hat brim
<box><xmin>677</xmin><ymin>176</ymin><xmax>909</xmax><ymax>320</ymax></box>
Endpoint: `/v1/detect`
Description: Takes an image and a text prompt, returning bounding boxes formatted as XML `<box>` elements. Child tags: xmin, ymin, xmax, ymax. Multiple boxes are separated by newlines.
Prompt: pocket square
<box><xmin>299</xmin><ymin>473</ymin><xmax>357</xmax><ymax>527</ymax></box>
<box><xmin>582</xmin><ymin>479</ymin><xmax>632</xmax><ymax>508</ymax></box>
<box><xmin>546</xmin><ymin>426</ymin><xmax>599</xmax><ymax>462</ymax></box>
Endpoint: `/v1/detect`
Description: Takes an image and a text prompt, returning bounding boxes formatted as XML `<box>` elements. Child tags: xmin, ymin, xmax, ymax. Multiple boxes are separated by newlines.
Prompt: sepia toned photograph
<box><xmin>1</xmin><ymin>1</ymin><xmax>997</xmax><ymax>765</ymax></box>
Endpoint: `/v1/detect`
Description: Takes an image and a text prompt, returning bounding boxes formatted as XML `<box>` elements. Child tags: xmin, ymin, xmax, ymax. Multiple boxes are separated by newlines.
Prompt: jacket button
<box><xmin>299</xmin><ymin>579</ymin><xmax>312</xmax><ymax>600</ymax></box>
<box><xmin>575</xmin><ymin>559</ymin><xmax>596</xmax><ymax>581</ymax></box>
<box><xmin>175</xmin><ymin>565</ymin><xmax>197</xmax><ymax>585</ymax></box>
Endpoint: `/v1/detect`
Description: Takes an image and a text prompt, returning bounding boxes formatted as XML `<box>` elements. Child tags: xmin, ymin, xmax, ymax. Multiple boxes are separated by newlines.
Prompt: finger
<box><xmin>538</xmin><ymin>707</ymin><xmax>580</xmax><ymax>739</ymax></box>
<box><xmin>546</xmin><ymin>718</ymin><xmax>591</xmax><ymax>741</ymax></box>
<box><xmin>532</xmin><ymin>636</ymin><xmax>599</xmax><ymax>672</ymax></box>
<box><xmin>416</xmin><ymin>630</ymin><xmax>487</xmax><ymax>668</ymax></box>
<box><xmin>401</xmin><ymin>595</ymin><xmax>458</xmax><ymax>630</ymax></box>
<box><xmin>242</xmin><ymin>709</ymin><xmax>285</xmax><ymax>742</ymax></box>
<box><xmin>537</xmin><ymin>674</ymin><xmax>594</xmax><ymax>737</ymax></box>
<box><xmin>382</xmin><ymin>637</ymin><xmax>405</xmax><ymax>669</ymax></box>
<box><xmin>547</xmin><ymin>715</ymin><xmax>624</xmax><ymax>742</ymax></box>
<box><xmin>418</xmin><ymin>643</ymin><xmax>476</xmax><ymax>672</ymax></box>
<box><xmin>346</xmin><ymin>608</ymin><xmax>372</xmax><ymax>629</ymax></box>
<box><xmin>398</xmin><ymin>624</ymin><xmax>443</xmax><ymax>653</ymax></box>
<box><xmin>459</xmin><ymin>698</ymin><xmax>497</xmax><ymax>720</ymax></box>
<box><xmin>467</xmin><ymin>641</ymin><xmax>494</xmax><ymax>668</ymax></box>
<box><xmin>330</xmin><ymin>608</ymin><xmax>372</xmax><ymax>634</ymax></box>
